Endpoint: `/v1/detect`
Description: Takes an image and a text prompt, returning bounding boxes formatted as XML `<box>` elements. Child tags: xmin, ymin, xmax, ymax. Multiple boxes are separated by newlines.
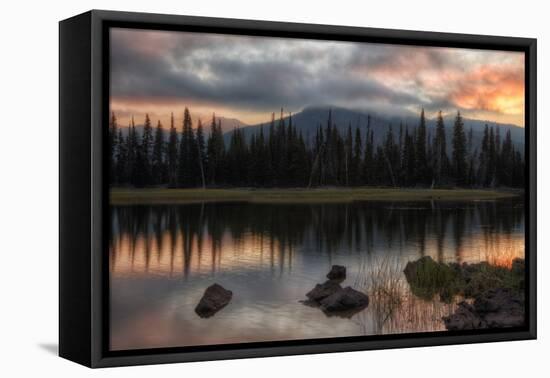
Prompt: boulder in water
<box><xmin>320</xmin><ymin>286</ymin><xmax>369</xmax><ymax>313</ymax></box>
<box><xmin>306</xmin><ymin>280</ymin><xmax>343</xmax><ymax>303</ymax></box>
<box><xmin>443</xmin><ymin>288</ymin><xmax>524</xmax><ymax>330</ymax></box>
<box><xmin>195</xmin><ymin>283</ymin><xmax>233</xmax><ymax>318</ymax></box>
<box><xmin>443</xmin><ymin>302</ymin><xmax>487</xmax><ymax>330</ymax></box>
<box><xmin>326</xmin><ymin>265</ymin><xmax>346</xmax><ymax>281</ymax></box>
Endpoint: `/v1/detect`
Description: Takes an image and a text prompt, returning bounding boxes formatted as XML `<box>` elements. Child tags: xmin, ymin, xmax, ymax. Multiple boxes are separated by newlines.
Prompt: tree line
<box><xmin>109</xmin><ymin>107</ymin><xmax>525</xmax><ymax>188</ymax></box>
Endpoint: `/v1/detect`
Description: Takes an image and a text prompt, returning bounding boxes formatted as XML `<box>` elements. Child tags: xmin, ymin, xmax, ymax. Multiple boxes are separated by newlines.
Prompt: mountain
<box><xmin>225</xmin><ymin>106</ymin><xmax>525</xmax><ymax>154</ymax></box>
<box><xmin>214</xmin><ymin>116</ymin><xmax>249</xmax><ymax>133</ymax></box>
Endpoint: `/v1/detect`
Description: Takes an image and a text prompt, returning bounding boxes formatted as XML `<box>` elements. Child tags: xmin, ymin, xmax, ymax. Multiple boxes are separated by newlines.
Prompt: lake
<box><xmin>109</xmin><ymin>198</ymin><xmax>524</xmax><ymax>351</ymax></box>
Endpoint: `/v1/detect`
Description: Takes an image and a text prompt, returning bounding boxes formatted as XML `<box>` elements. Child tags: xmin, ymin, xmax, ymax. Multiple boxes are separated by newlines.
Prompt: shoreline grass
<box><xmin>110</xmin><ymin>187</ymin><xmax>521</xmax><ymax>205</ymax></box>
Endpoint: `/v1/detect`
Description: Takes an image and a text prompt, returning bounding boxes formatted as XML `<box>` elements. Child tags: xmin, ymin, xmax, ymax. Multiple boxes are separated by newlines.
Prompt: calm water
<box><xmin>109</xmin><ymin>199</ymin><xmax>524</xmax><ymax>351</ymax></box>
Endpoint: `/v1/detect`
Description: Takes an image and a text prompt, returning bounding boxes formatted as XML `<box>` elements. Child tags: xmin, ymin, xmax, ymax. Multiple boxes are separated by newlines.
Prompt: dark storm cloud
<box><xmin>110</xmin><ymin>28</ymin><xmax>525</xmax><ymax>126</ymax></box>
<box><xmin>110</xmin><ymin>29</ymin><xmax>425</xmax><ymax>112</ymax></box>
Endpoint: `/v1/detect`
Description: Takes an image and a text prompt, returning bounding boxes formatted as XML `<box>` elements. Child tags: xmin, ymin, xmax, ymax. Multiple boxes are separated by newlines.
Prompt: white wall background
<box><xmin>0</xmin><ymin>0</ymin><xmax>546</xmax><ymax>376</ymax></box>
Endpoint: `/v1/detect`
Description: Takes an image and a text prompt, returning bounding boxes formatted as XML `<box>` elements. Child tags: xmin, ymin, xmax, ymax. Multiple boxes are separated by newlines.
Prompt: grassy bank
<box><xmin>110</xmin><ymin>187</ymin><xmax>520</xmax><ymax>205</ymax></box>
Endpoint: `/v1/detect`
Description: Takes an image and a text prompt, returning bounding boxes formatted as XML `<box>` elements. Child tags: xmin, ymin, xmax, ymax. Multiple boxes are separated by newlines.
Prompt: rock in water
<box><xmin>443</xmin><ymin>288</ymin><xmax>524</xmax><ymax>330</ymax></box>
<box><xmin>473</xmin><ymin>288</ymin><xmax>525</xmax><ymax>328</ymax></box>
<box><xmin>195</xmin><ymin>283</ymin><xmax>233</xmax><ymax>318</ymax></box>
<box><xmin>443</xmin><ymin>302</ymin><xmax>487</xmax><ymax>330</ymax></box>
<box><xmin>326</xmin><ymin>265</ymin><xmax>346</xmax><ymax>280</ymax></box>
<box><xmin>306</xmin><ymin>280</ymin><xmax>343</xmax><ymax>303</ymax></box>
<box><xmin>320</xmin><ymin>287</ymin><xmax>369</xmax><ymax>313</ymax></box>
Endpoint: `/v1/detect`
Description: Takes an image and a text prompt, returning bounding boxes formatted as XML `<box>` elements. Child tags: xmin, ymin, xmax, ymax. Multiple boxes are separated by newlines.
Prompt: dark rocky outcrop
<box><xmin>442</xmin><ymin>302</ymin><xmax>487</xmax><ymax>330</ymax></box>
<box><xmin>320</xmin><ymin>287</ymin><xmax>369</xmax><ymax>313</ymax></box>
<box><xmin>403</xmin><ymin>256</ymin><xmax>526</xmax><ymax>330</ymax></box>
<box><xmin>303</xmin><ymin>266</ymin><xmax>369</xmax><ymax>316</ymax></box>
<box><xmin>326</xmin><ymin>265</ymin><xmax>346</xmax><ymax>281</ymax></box>
<box><xmin>473</xmin><ymin>288</ymin><xmax>525</xmax><ymax>328</ymax></box>
<box><xmin>306</xmin><ymin>280</ymin><xmax>343</xmax><ymax>302</ymax></box>
<box><xmin>443</xmin><ymin>288</ymin><xmax>524</xmax><ymax>330</ymax></box>
<box><xmin>195</xmin><ymin>283</ymin><xmax>233</xmax><ymax>318</ymax></box>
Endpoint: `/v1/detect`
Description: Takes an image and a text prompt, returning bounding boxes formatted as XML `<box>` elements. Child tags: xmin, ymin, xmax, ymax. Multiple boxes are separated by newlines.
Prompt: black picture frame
<box><xmin>59</xmin><ymin>9</ymin><xmax>537</xmax><ymax>368</ymax></box>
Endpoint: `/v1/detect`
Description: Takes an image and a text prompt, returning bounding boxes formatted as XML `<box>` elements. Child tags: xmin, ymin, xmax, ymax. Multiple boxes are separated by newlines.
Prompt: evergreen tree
<box><xmin>351</xmin><ymin>127</ymin><xmax>362</xmax><ymax>186</ymax></box>
<box><xmin>274</xmin><ymin>109</ymin><xmax>288</xmax><ymax>185</ymax></box>
<box><xmin>362</xmin><ymin>117</ymin><xmax>374</xmax><ymax>185</ymax></box>
<box><xmin>478</xmin><ymin>125</ymin><xmax>490</xmax><ymax>186</ymax></box>
<box><xmin>433</xmin><ymin>111</ymin><xmax>449</xmax><ymax>186</ymax></box>
<box><xmin>415</xmin><ymin>109</ymin><xmax>428</xmax><ymax>185</ymax></box>
<box><xmin>133</xmin><ymin>142</ymin><xmax>147</xmax><ymax>187</ymax></box>
<box><xmin>152</xmin><ymin>120</ymin><xmax>165</xmax><ymax>185</ymax></box>
<box><xmin>115</xmin><ymin>129</ymin><xmax>127</xmax><ymax>184</ymax></box>
<box><xmin>511</xmin><ymin>149</ymin><xmax>524</xmax><ymax>187</ymax></box>
<box><xmin>249</xmin><ymin>126</ymin><xmax>267</xmax><ymax>186</ymax></box>
<box><xmin>227</xmin><ymin>128</ymin><xmax>248</xmax><ymax>185</ymax></box>
<box><xmin>177</xmin><ymin>108</ymin><xmax>196</xmax><ymax>187</ymax></box>
<box><xmin>196</xmin><ymin>119</ymin><xmax>207</xmax><ymax>188</ymax></box>
<box><xmin>344</xmin><ymin>124</ymin><xmax>353</xmax><ymax>186</ymax></box>
<box><xmin>167</xmin><ymin>113</ymin><xmax>178</xmax><ymax>187</ymax></box>
<box><xmin>127</xmin><ymin>117</ymin><xmax>139</xmax><ymax>186</ymax></box>
<box><xmin>401</xmin><ymin>126</ymin><xmax>416</xmax><ymax>186</ymax></box>
<box><xmin>141</xmin><ymin>114</ymin><xmax>154</xmax><ymax>185</ymax></box>
<box><xmin>109</xmin><ymin>107</ymin><xmax>523</xmax><ymax>190</ymax></box>
<box><xmin>383</xmin><ymin>125</ymin><xmax>400</xmax><ymax>187</ymax></box>
<box><xmin>206</xmin><ymin>114</ymin><xmax>225</xmax><ymax>186</ymax></box>
<box><xmin>451</xmin><ymin>111</ymin><xmax>467</xmax><ymax>186</ymax></box>
<box><xmin>109</xmin><ymin>112</ymin><xmax>118</xmax><ymax>184</ymax></box>
<box><xmin>500</xmin><ymin>130</ymin><xmax>513</xmax><ymax>186</ymax></box>
<box><xmin>465</xmin><ymin>127</ymin><xmax>475</xmax><ymax>186</ymax></box>
<box><xmin>265</xmin><ymin>113</ymin><xmax>275</xmax><ymax>186</ymax></box>
<box><xmin>488</xmin><ymin>126</ymin><xmax>496</xmax><ymax>186</ymax></box>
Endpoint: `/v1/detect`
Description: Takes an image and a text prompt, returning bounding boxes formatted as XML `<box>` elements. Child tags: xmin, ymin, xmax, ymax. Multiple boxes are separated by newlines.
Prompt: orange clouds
<box><xmin>450</xmin><ymin>64</ymin><xmax>524</xmax><ymax>117</ymax></box>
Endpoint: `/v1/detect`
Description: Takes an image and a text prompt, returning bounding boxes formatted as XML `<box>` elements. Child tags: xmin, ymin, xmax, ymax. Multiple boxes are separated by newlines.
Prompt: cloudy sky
<box><xmin>110</xmin><ymin>28</ymin><xmax>525</xmax><ymax>128</ymax></box>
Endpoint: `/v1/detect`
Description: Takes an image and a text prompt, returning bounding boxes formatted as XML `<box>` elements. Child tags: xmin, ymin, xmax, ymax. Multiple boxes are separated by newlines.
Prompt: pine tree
<box><xmin>107</xmin><ymin>105</ymin><xmax>525</xmax><ymax>189</ymax></box>
<box><xmin>415</xmin><ymin>109</ymin><xmax>428</xmax><ymax>185</ymax></box>
<box><xmin>109</xmin><ymin>112</ymin><xmax>118</xmax><ymax>185</ymax></box>
<box><xmin>362</xmin><ymin>117</ymin><xmax>374</xmax><ymax>185</ymax></box>
<box><xmin>500</xmin><ymin>130</ymin><xmax>513</xmax><ymax>186</ymax></box>
<box><xmin>487</xmin><ymin>127</ymin><xmax>497</xmax><ymax>187</ymax></box>
<box><xmin>196</xmin><ymin>119</ymin><xmax>206</xmax><ymax>188</ymax></box>
<box><xmin>451</xmin><ymin>111</ymin><xmax>467</xmax><ymax>186</ymax></box>
<box><xmin>167</xmin><ymin>113</ymin><xmax>178</xmax><ymax>187</ymax></box>
<box><xmin>351</xmin><ymin>127</ymin><xmax>362</xmax><ymax>186</ymax></box>
<box><xmin>433</xmin><ymin>111</ymin><xmax>449</xmax><ymax>187</ymax></box>
<box><xmin>249</xmin><ymin>126</ymin><xmax>268</xmax><ymax>186</ymax></box>
<box><xmin>511</xmin><ymin>149</ymin><xmax>524</xmax><ymax>187</ymax></box>
<box><xmin>177</xmin><ymin>108</ymin><xmax>196</xmax><ymax>187</ymax></box>
<box><xmin>275</xmin><ymin>109</ymin><xmax>287</xmax><ymax>185</ymax></box>
<box><xmin>383</xmin><ymin>125</ymin><xmax>399</xmax><ymax>187</ymax></box>
<box><xmin>127</xmin><ymin>117</ymin><xmax>139</xmax><ymax>186</ymax></box>
<box><xmin>152</xmin><ymin>120</ymin><xmax>165</xmax><ymax>185</ymax></box>
<box><xmin>466</xmin><ymin>127</ymin><xmax>475</xmax><ymax>186</ymax></box>
<box><xmin>141</xmin><ymin>114</ymin><xmax>154</xmax><ymax>185</ymax></box>
<box><xmin>308</xmin><ymin>125</ymin><xmax>324</xmax><ymax>187</ymax></box>
<box><xmin>344</xmin><ymin>123</ymin><xmax>353</xmax><ymax>186</ymax></box>
<box><xmin>227</xmin><ymin>128</ymin><xmax>248</xmax><ymax>185</ymax></box>
<box><xmin>401</xmin><ymin>126</ymin><xmax>416</xmax><ymax>186</ymax></box>
<box><xmin>115</xmin><ymin>129</ymin><xmax>127</xmax><ymax>184</ymax></box>
<box><xmin>133</xmin><ymin>142</ymin><xmax>147</xmax><ymax>187</ymax></box>
<box><xmin>206</xmin><ymin>114</ymin><xmax>225</xmax><ymax>186</ymax></box>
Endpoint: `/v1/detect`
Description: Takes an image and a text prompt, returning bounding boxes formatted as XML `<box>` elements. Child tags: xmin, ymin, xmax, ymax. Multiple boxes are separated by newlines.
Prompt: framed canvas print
<box><xmin>59</xmin><ymin>10</ymin><xmax>536</xmax><ymax>368</ymax></box>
